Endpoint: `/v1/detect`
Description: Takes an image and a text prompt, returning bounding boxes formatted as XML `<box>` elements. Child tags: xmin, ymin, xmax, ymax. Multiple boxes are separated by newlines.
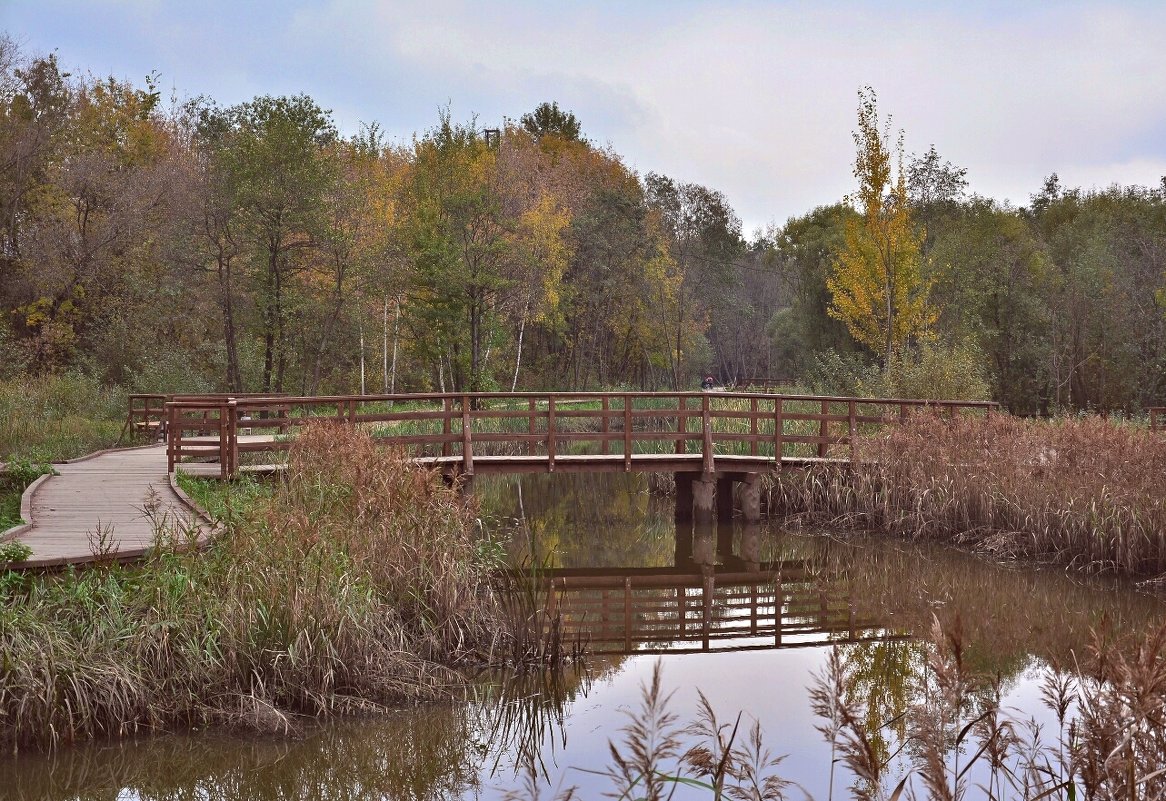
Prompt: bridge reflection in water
<box><xmin>534</xmin><ymin>523</ymin><xmax>905</xmax><ymax>655</ymax></box>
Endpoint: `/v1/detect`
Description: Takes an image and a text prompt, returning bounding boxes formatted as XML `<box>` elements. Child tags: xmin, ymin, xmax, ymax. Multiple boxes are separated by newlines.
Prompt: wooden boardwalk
<box><xmin>1</xmin><ymin>445</ymin><xmax>209</xmax><ymax>569</ymax></box>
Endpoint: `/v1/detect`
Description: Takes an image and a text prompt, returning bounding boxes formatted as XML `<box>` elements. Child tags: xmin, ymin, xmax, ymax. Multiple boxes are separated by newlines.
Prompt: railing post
<box><xmin>623</xmin><ymin>394</ymin><xmax>632</xmax><ymax>471</ymax></box>
<box><xmin>218</xmin><ymin>402</ymin><xmax>229</xmax><ymax>480</ymax></box>
<box><xmin>461</xmin><ymin>395</ymin><xmax>474</xmax><ymax>476</ymax></box>
<box><xmin>166</xmin><ymin>403</ymin><xmax>177</xmax><ymax>472</ymax></box>
<box><xmin>750</xmin><ymin>397</ymin><xmax>759</xmax><ymax>456</ymax></box>
<box><xmin>528</xmin><ymin>397</ymin><xmax>537</xmax><ymax>456</ymax></box>
<box><xmin>676</xmin><ymin>396</ymin><xmax>686</xmax><ymax>455</ymax></box>
<box><xmin>442</xmin><ymin>397</ymin><xmax>452</xmax><ymax>457</ymax></box>
<box><xmin>228</xmin><ymin>399</ymin><xmax>239</xmax><ymax>478</ymax></box>
<box><xmin>817</xmin><ymin>399</ymin><xmax>829</xmax><ymax>458</ymax></box>
<box><xmin>547</xmin><ymin>395</ymin><xmax>556</xmax><ymax>472</ymax></box>
<box><xmin>702</xmin><ymin>393</ymin><xmax>714</xmax><ymax>475</ymax></box>
<box><xmin>602</xmin><ymin>396</ymin><xmax>610</xmax><ymax>454</ymax></box>
<box><xmin>848</xmin><ymin>400</ymin><xmax>857</xmax><ymax>463</ymax></box>
<box><xmin>774</xmin><ymin>397</ymin><xmax>784</xmax><ymax>463</ymax></box>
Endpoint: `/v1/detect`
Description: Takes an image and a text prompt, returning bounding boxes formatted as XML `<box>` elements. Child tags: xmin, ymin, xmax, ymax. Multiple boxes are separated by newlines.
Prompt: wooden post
<box><xmin>228</xmin><ymin>399</ymin><xmax>239</xmax><ymax>478</ymax></box>
<box><xmin>442</xmin><ymin>397</ymin><xmax>452</xmax><ymax>457</ymax></box>
<box><xmin>547</xmin><ymin>396</ymin><xmax>556</xmax><ymax>472</ymax></box>
<box><xmin>461</xmin><ymin>395</ymin><xmax>473</xmax><ymax>476</ymax></box>
<box><xmin>848</xmin><ymin>399</ymin><xmax>857</xmax><ymax>463</ymax></box>
<box><xmin>676</xmin><ymin>396</ymin><xmax>686</xmax><ymax>455</ymax></box>
<box><xmin>166</xmin><ymin>403</ymin><xmax>177</xmax><ymax>472</ymax></box>
<box><xmin>218</xmin><ymin>403</ymin><xmax>229</xmax><ymax>480</ymax></box>
<box><xmin>774</xmin><ymin>397</ymin><xmax>784</xmax><ymax>463</ymax></box>
<box><xmin>693</xmin><ymin>479</ymin><xmax>716</xmax><ymax>524</ymax></box>
<box><xmin>601</xmin><ymin>396</ymin><xmax>610</xmax><ymax>454</ymax></box>
<box><xmin>742</xmin><ymin>474</ymin><xmax>761</xmax><ymax>523</ymax></box>
<box><xmin>701</xmin><ymin>393</ymin><xmax>714</xmax><ymax>476</ymax></box>
<box><xmin>623</xmin><ymin>394</ymin><xmax>632</xmax><ymax>471</ymax></box>
<box><xmin>817</xmin><ymin>399</ymin><xmax>829</xmax><ymax>458</ymax></box>
<box><xmin>528</xmin><ymin>397</ymin><xmax>537</xmax><ymax>456</ymax></box>
<box><xmin>750</xmin><ymin>396</ymin><xmax>759</xmax><ymax>456</ymax></box>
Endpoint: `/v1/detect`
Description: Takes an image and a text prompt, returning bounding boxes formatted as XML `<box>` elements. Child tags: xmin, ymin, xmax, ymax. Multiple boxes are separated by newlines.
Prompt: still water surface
<box><xmin>5</xmin><ymin>473</ymin><xmax>1165</xmax><ymax>800</ymax></box>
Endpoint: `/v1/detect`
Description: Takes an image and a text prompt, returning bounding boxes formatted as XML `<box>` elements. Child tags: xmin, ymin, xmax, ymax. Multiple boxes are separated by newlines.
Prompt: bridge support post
<box><xmin>693</xmin><ymin>478</ymin><xmax>715</xmax><ymax>524</ymax></box>
<box><xmin>741</xmin><ymin>474</ymin><xmax>761</xmax><ymax>524</ymax></box>
<box><xmin>693</xmin><ymin>522</ymin><xmax>716</xmax><ymax>567</ymax></box>
<box><xmin>716</xmin><ymin>476</ymin><xmax>735</xmax><ymax>522</ymax></box>
<box><xmin>741</xmin><ymin>522</ymin><xmax>761</xmax><ymax>571</ymax></box>
<box><xmin>674</xmin><ymin>474</ymin><xmax>694</xmax><ymax>523</ymax></box>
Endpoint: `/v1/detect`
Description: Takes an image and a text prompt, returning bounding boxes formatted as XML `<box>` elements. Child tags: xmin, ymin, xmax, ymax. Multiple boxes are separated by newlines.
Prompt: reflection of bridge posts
<box><xmin>693</xmin><ymin>478</ymin><xmax>716</xmax><ymax>524</ymax></box>
<box><xmin>693</xmin><ymin>523</ymin><xmax>717</xmax><ymax>566</ymax></box>
<box><xmin>740</xmin><ymin>522</ymin><xmax>761</xmax><ymax>570</ymax></box>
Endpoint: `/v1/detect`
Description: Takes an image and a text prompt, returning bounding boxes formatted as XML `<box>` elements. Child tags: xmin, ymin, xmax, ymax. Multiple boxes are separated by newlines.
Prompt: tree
<box><xmin>209</xmin><ymin>94</ymin><xmax>340</xmax><ymax>392</ymax></box>
<box><xmin>520</xmin><ymin>101</ymin><xmax>582</xmax><ymax>142</ymax></box>
<box><xmin>826</xmin><ymin>88</ymin><xmax>935</xmax><ymax>366</ymax></box>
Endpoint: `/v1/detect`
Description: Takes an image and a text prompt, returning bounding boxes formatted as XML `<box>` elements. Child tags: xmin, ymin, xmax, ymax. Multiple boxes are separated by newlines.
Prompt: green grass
<box><xmin>0</xmin><ymin>374</ymin><xmax>128</xmax><ymax>462</ymax></box>
<box><xmin>175</xmin><ymin>472</ymin><xmax>275</xmax><ymax>524</ymax></box>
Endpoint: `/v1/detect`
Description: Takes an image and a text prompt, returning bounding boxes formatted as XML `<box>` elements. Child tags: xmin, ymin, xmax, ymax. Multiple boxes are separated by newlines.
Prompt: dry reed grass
<box><xmin>767</xmin><ymin>414</ymin><xmax>1166</xmax><ymax>577</ymax></box>
<box><xmin>0</xmin><ymin>424</ymin><xmax>550</xmax><ymax>751</ymax></box>
<box><xmin>512</xmin><ymin>618</ymin><xmax>1166</xmax><ymax>800</ymax></box>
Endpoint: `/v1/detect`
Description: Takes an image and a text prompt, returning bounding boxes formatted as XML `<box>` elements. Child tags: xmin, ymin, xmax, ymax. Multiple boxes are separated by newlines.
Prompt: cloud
<box><xmin>5</xmin><ymin>0</ymin><xmax>1166</xmax><ymax>230</ymax></box>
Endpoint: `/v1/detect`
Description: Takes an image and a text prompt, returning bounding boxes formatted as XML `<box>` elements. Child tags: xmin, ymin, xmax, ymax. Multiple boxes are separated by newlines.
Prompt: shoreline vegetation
<box><xmin>767</xmin><ymin>413</ymin><xmax>1166</xmax><ymax>580</ymax></box>
<box><xmin>0</xmin><ymin>425</ymin><xmax>538</xmax><ymax>752</ymax></box>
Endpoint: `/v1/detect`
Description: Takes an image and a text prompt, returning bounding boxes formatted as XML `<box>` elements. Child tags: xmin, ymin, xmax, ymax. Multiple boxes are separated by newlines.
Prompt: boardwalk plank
<box><xmin>5</xmin><ymin>444</ymin><xmax>208</xmax><ymax>569</ymax></box>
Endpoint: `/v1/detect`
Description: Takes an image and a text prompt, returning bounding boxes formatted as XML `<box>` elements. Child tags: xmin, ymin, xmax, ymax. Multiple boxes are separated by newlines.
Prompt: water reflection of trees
<box><xmin>480</xmin><ymin>473</ymin><xmax>676</xmax><ymax>569</ymax></box>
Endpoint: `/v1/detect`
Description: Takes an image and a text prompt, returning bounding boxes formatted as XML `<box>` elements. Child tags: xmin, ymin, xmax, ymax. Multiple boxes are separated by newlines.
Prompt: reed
<box><xmin>767</xmin><ymin>414</ymin><xmax>1166</xmax><ymax>577</ymax></box>
<box><xmin>513</xmin><ymin>618</ymin><xmax>1166</xmax><ymax>800</ymax></box>
<box><xmin>0</xmin><ymin>424</ymin><xmax>553</xmax><ymax>751</ymax></box>
<box><xmin>0</xmin><ymin>373</ymin><xmax>126</xmax><ymax>462</ymax></box>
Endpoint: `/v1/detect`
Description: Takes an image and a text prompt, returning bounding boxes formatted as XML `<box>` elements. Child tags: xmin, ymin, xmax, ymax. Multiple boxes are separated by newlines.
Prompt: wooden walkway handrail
<box><xmin>165</xmin><ymin>392</ymin><xmax>999</xmax><ymax>479</ymax></box>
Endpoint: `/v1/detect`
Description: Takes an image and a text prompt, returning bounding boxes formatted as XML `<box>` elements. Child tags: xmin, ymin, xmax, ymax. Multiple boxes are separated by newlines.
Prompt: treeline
<box><xmin>2</xmin><ymin>38</ymin><xmax>1165</xmax><ymax>413</ymax></box>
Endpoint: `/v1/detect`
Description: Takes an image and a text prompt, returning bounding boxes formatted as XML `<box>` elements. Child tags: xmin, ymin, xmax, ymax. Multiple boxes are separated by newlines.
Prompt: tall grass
<box><xmin>0</xmin><ymin>425</ymin><xmax>541</xmax><ymax>751</ymax></box>
<box><xmin>0</xmin><ymin>373</ymin><xmax>126</xmax><ymax>462</ymax></box>
<box><xmin>509</xmin><ymin>619</ymin><xmax>1166</xmax><ymax>800</ymax></box>
<box><xmin>768</xmin><ymin>414</ymin><xmax>1166</xmax><ymax>577</ymax></box>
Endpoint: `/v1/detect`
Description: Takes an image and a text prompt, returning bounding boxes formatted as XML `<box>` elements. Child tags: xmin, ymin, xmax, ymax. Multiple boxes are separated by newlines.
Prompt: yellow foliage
<box><xmin>827</xmin><ymin>88</ymin><xmax>936</xmax><ymax>362</ymax></box>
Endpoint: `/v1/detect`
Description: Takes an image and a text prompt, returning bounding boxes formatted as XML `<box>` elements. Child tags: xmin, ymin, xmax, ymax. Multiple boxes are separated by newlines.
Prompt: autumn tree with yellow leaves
<box><xmin>827</xmin><ymin>88</ymin><xmax>935</xmax><ymax>366</ymax></box>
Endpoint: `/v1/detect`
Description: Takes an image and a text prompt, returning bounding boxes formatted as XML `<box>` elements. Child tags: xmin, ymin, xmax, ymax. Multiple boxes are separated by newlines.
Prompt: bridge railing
<box><xmin>1151</xmin><ymin>407</ymin><xmax>1166</xmax><ymax>432</ymax></box>
<box><xmin>165</xmin><ymin>392</ymin><xmax>998</xmax><ymax>478</ymax></box>
<box><xmin>123</xmin><ymin>392</ymin><xmax>289</xmax><ymax>444</ymax></box>
<box><xmin>539</xmin><ymin>562</ymin><xmax>888</xmax><ymax>654</ymax></box>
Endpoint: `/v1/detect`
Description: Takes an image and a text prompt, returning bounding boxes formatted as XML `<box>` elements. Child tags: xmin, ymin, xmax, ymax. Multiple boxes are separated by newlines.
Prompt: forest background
<box><xmin>4</xmin><ymin>36</ymin><xmax>1166</xmax><ymax>416</ymax></box>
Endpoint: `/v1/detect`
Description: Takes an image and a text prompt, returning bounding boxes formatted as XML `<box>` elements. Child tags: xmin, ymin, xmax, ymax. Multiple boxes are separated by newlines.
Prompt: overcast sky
<box><xmin>5</xmin><ymin>0</ymin><xmax>1166</xmax><ymax>233</ymax></box>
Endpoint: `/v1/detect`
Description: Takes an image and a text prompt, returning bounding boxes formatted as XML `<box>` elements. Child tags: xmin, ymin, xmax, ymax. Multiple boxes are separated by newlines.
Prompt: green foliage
<box><xmin>0</xmin><ymin>540</ymin><xmax>32</xmax><ymax>565</ymax></box>
<box><xmin>520</xmin><ymin>101</ymin><xmax>582</xmax><ymax>142</ymax></box>
<box><xmin>0</xmin><ymin>373</ymin><xmax>124</xmax><ymax>461</ymax></box>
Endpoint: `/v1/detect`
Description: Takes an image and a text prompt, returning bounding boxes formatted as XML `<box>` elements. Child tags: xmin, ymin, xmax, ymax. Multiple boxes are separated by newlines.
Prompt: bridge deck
<box><xmin>1</xmin><ymin>445</ymin><xmax>209</xmax><ymax>569</ymax></box>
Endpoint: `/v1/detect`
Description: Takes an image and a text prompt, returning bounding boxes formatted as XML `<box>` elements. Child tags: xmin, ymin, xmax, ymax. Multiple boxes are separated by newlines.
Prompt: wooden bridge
<box><xmin>166</xmin><ymin>391</ymin><xmax>996</xmax><ymax>479</ymax></box>
<box><xmin>166</xmin><ymin>390</ymin><xmax>996</xmax><ymax>522</ymax></box>
<box><xmin>4</xmin><ymin>391</ymin><xmax>995</xmax><ymax>568</ymax></box>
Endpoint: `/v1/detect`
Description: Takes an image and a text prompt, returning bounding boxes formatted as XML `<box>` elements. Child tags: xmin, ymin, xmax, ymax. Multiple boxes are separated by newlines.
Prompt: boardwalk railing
<box><xmin>538</xmin><ymin>562</ymin><xmax>895</xmax><ymax>654</ymax></box>
<box><xmin>1151</xmin><ymin>407</ymin><xmax>1166</xmax><ymax>432</ymax></box>
<box><xmin>121</xmin><ymin>392</ymin><xmax>288</xmax><ymax>444</ymax></box>
<box><xmin>165</xmin><ymin>392</ymin><xmax>998</xmax><ymax>479</ymax></box>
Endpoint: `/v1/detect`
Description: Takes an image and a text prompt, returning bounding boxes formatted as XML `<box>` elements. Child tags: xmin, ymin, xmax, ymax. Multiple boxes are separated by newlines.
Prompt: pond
<box><xmin>4</xmin><ymin>472</ymin><xmax>1164</xmax><ymax>800</ymax></box>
